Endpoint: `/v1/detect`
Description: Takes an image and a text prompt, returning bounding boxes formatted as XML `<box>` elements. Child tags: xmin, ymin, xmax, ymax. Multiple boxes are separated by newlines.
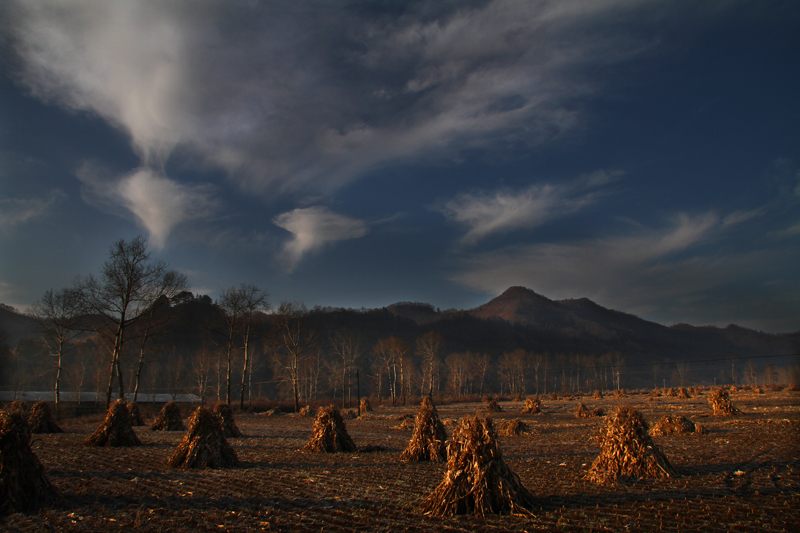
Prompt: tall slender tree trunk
<box><xmin>133</xmin><ymin>347</ymin><xmax>146</xmax><ymax>403</ymax></box>
<box><xmin>54</xmin><ymin>348</ymin><xmax>63</xmax><ymax>420</ymax></box>
<box><xmin>399</xmin><ymin>357</ymin><xmax>406</xmax><ymax>406</ymax></box>
<box><xmin>239</xmin><ymin>323</ymin><xmax>251</xmax><ymax>410</ymax></box>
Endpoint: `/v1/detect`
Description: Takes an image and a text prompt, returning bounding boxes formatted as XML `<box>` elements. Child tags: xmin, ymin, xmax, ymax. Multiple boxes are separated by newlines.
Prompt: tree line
<box><xmin>3</xmin><ymin>236</ymin><xmax>796</xmax><ymax>417</ymax></box>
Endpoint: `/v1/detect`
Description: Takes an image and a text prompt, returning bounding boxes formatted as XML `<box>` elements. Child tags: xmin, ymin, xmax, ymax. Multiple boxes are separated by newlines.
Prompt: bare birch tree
<box><xmin>271</xmin><ymin>302</ymin><xmax>314</xmax><ymax>413</ymax></box>
<box><xmin>78</xmin><ymin>236</ymin><xmax>187</xmax><ymax>406</ymax></box>
<box><xmin>30</xmin><ymin>287</ymin><xmax>83</xmax><ymax>418</ymax></box>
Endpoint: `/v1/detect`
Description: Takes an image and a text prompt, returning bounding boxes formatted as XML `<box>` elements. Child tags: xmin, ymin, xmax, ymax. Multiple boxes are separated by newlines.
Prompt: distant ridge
<box><xmin>2</xmin><ymin>286</ymin><xmax>798</xmax><ymax>376</ymax></box>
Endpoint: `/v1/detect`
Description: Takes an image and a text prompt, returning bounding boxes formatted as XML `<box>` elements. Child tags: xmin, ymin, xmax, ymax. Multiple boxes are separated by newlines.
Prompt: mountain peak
<box><xmin>499</xmin><ymin>286</ymin><xmax>547</xmax><ymax>299</ymax></box>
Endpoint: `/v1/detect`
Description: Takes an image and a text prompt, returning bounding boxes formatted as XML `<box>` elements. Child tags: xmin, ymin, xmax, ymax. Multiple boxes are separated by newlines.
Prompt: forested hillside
<box><xmin>2</xmin><ymin>286</ymin><xmax>798</xmax><ymax>409</ymax></box>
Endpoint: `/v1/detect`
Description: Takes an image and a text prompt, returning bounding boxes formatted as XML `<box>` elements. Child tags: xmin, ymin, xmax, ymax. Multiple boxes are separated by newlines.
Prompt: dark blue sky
<box><xmin>1</xmin><ymin>1</ymin><xmax>799</xmax><ymax>332</ymax></box>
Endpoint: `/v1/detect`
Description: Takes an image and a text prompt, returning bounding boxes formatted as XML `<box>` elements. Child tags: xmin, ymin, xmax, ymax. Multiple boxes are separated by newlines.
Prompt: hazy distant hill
<box><xmin>2</xmin><ymin>287</ymin><xmax>797</xmax><ymax>386</ymax></box>
<box><xmin>0</xmin><ymin>304</ymin><xmax>37</xmax><ymax>346</ymax></box>
<box><xmin>463</xmin><ymin>286</ymin><xmax>798</xmax><ymax>361</ymax></box>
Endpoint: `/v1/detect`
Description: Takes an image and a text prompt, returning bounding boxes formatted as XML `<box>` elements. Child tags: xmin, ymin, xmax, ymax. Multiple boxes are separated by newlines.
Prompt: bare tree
<box><xmin>675</xmin><ymin>362</ymin><xmax>689</xmax><ymax>388</ymax></box>
<box><xmin>745</xmin><ymin>360</ymin><xmax>758</xmax><ymax>386</ymax></box>
<box><xmin>236</xmin><ymin>285</ymin><xmax>269</xmax><ymax>409</ymax></box>
<box><xmin>473</xmin><ymin>352</ymin><xmax>491</xmax><ymax>396</ymax></box>
<box><xmin>216</xmin><ymin>287</ymin><xmax>244</xmax><ymax>405</ymax></box>
<box><xmin>374</xmin><ymin>336</ymin><xmax>408</xmax><ymax>405</ymax></box>
<box><xmin>30</xmin><ymin>287</ymin><xmax>83</xmax><ymax>418</ymax></box>
<box><xmin>331</xmin><ymin>331</ymin><xmax>361</xmax><ymax>408</ymax></box>
<box><xmin>499</xmin><ymin>349</ymin><xmax>527</xmax><ymax>397</ymax></box>
<box><xmin>271</xmin><ymin>302</ymin><xmax>315</xmax><ymax>413</ymax></box>
<box><xmin>416</xmin><ymin>331</ymin><xmax>443</xmax><ymax>398</ymax></box>
<box><xmin>192</xmin><ymin>340</ymin><xmax>214</xmax><ymax>404</ymax></box>
<box><xmin>78</xmin><ymin>236</ymin><xmax>187</xmax><ymax>406</ymax></box>
<box><xmin>725</xmin><ymin>354</ymin><xmax>738</xmax><ymax>385</ymax></box>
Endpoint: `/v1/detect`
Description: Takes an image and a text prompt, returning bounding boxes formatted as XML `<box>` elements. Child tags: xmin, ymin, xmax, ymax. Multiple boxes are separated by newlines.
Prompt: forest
<box><xmin>2</xmin><ymin>236</ymin><xmax>798</xmax><ymax>415</ymax></box>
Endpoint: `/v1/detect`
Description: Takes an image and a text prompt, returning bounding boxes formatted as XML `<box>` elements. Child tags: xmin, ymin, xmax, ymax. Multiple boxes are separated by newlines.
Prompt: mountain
<box><xmin>464</xmin><ymin>286</ymin><xmax>798</xmax><ymax>360</ymax></box>
<box><xmin>0</xmin><ymin>304</ymin><xmax>38</xmax><ymax>346</ymax></box>
<box><xmin>385</xmin><ymin>302</ymin><xmax>442</xmax><ymax>325</ymax></box>
<box><xmin>2</xmin><ymin>287</ymin><xmax>797</xmax><ymax>390</ymax></box>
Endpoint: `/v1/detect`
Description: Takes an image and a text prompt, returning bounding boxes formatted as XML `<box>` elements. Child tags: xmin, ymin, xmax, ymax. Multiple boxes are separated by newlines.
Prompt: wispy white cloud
<box><xmin>452</xmin><ymin>212</ymin><xmax>735</xmax><ymax>318</ymax></box>
<box><xmin>721</xmin><ymin>209</ymin><xmax>765</xmax><ymax>227</ymax></box>
<box><xmin>0</xmin><ymin>190</ymin><xmax>65</xmax><ymax>229</ymax></box>
<box><xmin>4</xmin><ymin>0</ymin><xmax>663</xmax><ymax>197</ymax></box>
<box><xmin>76</xmin><ymin>163</ymin><xmax>219</xmax><ymax>249</ymax></box>
<box><xmin>437</xmin><ymin>170</ymin><xmax>620</xmax><ymax>245</ymax></box>
<box><xmin>273</xmin><ymin>207</ymin><xmax>369</xmax><ymax>272</ymax></box>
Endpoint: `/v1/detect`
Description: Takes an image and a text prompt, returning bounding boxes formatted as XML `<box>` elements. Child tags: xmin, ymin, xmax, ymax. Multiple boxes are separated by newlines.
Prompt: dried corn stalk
<box><xmin>708</xmin><ymin>388</ymin><xmax>740</xmax><ymax>416</ymax></box>
<box><xmin>521</xmin><ymin>396</ymin><xmax>541</xmax><ymax>414</ymax></box>
<box><xmin>587</xmin><ymin>405</ymin><xmax>676</xmax><ymax>484</ymax></box>
<box><xmin>85</xmin><ymin>400</ymin><xmax>141</xmax><ymax>447</ymax></box>
<box><xmin>399</xmin><ymin>399</ymin><xmax>447</xmax><ymax>462</ymax></box>
<box><xmin>168</xmin><ymin>406</ymin><xmax>239</xmax><ymax>469</ymax></box>
<box><xmin>0</xmin><ymin>411</ymin><xmax>59</xmax><ymax>515</ymax></box>
<box><xmin>575</xmin><ymin>403</ymin><xmax>604</xmax><ymax>419</ymax></box>
<box><xmin>359</xmin><ymin>397</ymin><xmax>373</xmax><ymax>414</ymax></box>
<box><xmin>302</xmin><ymin>406</ymin><xmax>357</xmax><ymax>453</ymax></box>
<box><xmin>649</xmin><ymin>414</ymin><xmax>704</xmax><ymax>436</ymax></box>
<box><xmin>213</xmin><ymin>402</ymin><xmax>242</xmax><ymax>438</ymax></box>
<box><xmin>149</xmin><ymin>401</ymin><xmax>185</xmax><ymax>431</ymax></box>
<box><xmin>421</xmin><ymin>415</ymin><xmax>535</xmax><ymax>517</ymax></box>
<box><xmin>498</xmin><ymin>418</ymin><xmax>531</xmax><ymax>436</ymax></box>
<box><xmin>484</xmin><ymin>398</ymin><xmax>502</xmax><ymax>413</ymax></box>
<box><xmin>28</xmin><ymin>401</ymin><xmax>62</xmax><ymax>434</ymax></box>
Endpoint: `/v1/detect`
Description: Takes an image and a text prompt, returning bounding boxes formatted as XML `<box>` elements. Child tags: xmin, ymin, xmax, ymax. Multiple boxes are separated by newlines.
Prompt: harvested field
<box><xmin>2</xmin><ymin>391</ymin><xmax>799</xmax><ymax>531</ymax></box>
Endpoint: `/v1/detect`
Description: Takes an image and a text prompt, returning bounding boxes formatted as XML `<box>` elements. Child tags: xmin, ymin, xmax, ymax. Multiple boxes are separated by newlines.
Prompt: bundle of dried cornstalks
<box><xmin>399</xmin><ymin>398</ymin><xmax>447</xmax><ymax>463</ymax></box>
<box><xmin>665</xmin><ymin>387</ymin><xmax>677</xmax><ymax>397</ymax></box>
<box><xmin>302</xmin><ymin>406</ymin><xmax>357</xmax><ymax>453</ymax></box>
<box><xmin>649</xmin><ymin>414</ymin><xmax>706</xmax><ymax>436</ymax></box>
<box><xmin>612</xmin><ymin>389</ymin><xmax>627</xmax><ymax>398</ymax></box>
<box><xmin>0</xmin><ymin>411</ymin><xmax>59</xmax><ymax>515</ymax></box>
<box><xmin>484</xmin><ymin>398</ymin><xmax>502</xmax><ymax>413</ymax></box>
<box><xmin>391</xmin><ymin>413</ymin><xmax>415</xmax><ymax>430</ymax></box>
<box><xmin>359</xmin><ymin>397</ymin><xmax>373</xmax><ymax>413</ymax></box>
<box><xmin>421</xmin><ymin>415</ymin><xmax>536</xmax><ymax>517</ymax></box>
<box><xmin>168</xmin><ymin>406</ymin><xmax>238</xmax><ymax>469</ymax></box>
<box><xmin>708</xmin><ymin>388</ymin><xmax>740</xmax><ymax>416</ymax></box>
<box><xmin>587</xmin><ymin>405</ymin><xmax>676</xmax><ymax>484</ymax></box>
<box><xmin>149</xmin><ymin>401</ymin><xmax>185</xmax><ymax>431</ymax></box>
<box><xmin>85</xmin><ymin>400</ymin><xmax>141</xmax><ymax>447</ymax></box>
<box><xmin>678</xmin><ymin>387</ymin><xmax>691</xmax><ymax>399</ymax></box>
<box><xmin>497</xmin><ymin>418</ymin><xmax>531</xmax><ymax>436</ymax></box>
<box><xmin>298</xmin><ymin>405</ymin><xmax>312</xmax><ymax>417</ymax></box>
<box><xmin>28</xmin><ymin>401</ymin><xmax>62</xmax><ymax>434</ymax></box>
<box><xmin>575</xmin><ymin>402</ymin><xmax>604</xmax><ymax>419</ymax></box>
<box><xmin>7</xmin><ymin>401</ymin><xmax>26</xmax><ymax>414</ymax></box>
<box><xmin>127</xmin><ymin>402</ymin><xmax>144</xmax><ymax>426</ymax></box>
<box><xmin>521</xmin><ymin>396</ymin><xmax>541</xmax><ymax>414</ymax></box>
<box><xmin>213</xmin><ymin>402</ymin><xmax>242</xmax><ymax>438</ymax></box>
<box><xmin>593</xmin><ymin>390</ymin><xmax>604</xmax><ymax>400</ymax></box>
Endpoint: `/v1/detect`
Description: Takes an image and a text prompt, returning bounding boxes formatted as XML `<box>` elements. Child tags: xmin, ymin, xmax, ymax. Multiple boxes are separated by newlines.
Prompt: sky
<box><xmin>1</xmin><ymin>0</ymin><xmax>799</xmax><ymax>333</ymax></box>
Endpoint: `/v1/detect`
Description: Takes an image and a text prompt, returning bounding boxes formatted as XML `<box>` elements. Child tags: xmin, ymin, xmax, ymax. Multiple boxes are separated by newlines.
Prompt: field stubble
<box><xmin>3</xmin><ymin>391</ymin><xmax>798</xmax><ymax>532</ymax></box>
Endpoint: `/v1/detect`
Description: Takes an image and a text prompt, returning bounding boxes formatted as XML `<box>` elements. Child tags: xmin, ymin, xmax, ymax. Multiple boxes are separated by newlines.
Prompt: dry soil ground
<box><xmin>3</xmin><ymin>390</ymin><xmax>799</xmax><ymax>532</ymax></box>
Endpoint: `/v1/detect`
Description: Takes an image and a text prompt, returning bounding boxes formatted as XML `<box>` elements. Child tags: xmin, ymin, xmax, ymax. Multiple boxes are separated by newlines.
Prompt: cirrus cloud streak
<box><xmin>273</xmin><ymin>207</ymin><xmax>369</xmax><ymax>273</ymax></box>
